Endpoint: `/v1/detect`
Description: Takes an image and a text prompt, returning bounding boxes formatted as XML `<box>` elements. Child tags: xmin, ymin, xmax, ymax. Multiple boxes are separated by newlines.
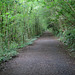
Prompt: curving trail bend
<box><xmin>0</xmin><ymin>32</ymin><xmax>75</xmax><ymax>75</ymax></box>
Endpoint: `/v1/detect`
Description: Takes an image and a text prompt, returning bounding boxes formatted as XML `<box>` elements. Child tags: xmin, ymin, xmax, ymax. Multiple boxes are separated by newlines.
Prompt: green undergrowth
<box><xmin>17</xmin><ymin>37</ymin><xmax>37</xmax><ymax>49</ymax></box>
<box><xmin>0</xmin><ymin>37</ymin><xmax>38</xmax><ymax>64</ymax></box>
<box><xmin>57</xmin><ymin>30</ymin><xmax>75</xmax><ymax>58</ymax></box>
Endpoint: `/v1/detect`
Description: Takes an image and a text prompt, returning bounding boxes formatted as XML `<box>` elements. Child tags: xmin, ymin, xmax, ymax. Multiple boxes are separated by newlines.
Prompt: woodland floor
<box><xmin>0</xmin><ymin>32</ymin><xmax>75</xmax><ymax>75</ymax></box>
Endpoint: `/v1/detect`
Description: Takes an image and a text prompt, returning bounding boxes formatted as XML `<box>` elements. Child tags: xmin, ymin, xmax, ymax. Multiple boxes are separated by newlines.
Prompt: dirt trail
<box><xmin>0</xmin><ymin>32</ymin><xmax>75</xmax><ymax>75</ymax></box>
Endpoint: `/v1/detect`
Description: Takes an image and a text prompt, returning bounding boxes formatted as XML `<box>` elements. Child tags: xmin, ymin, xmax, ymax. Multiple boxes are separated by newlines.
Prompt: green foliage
<box><xmin>0</xmin><ymin>0</ymin><xmax>75</xmax><ymax>62</ymax></box>
<box><xmin>65</xmin><ymin>29</ymin><xmax>75</xmax><ymax>49</ymax></box>
<box><xmin>45</xmin><ymin>0</ymin><xmax>75</xmax><ymax>55</ymax></box>
<box><xmin>0</xmin><ymin>49</ymin><xmax>18</xmax><ymax>63</ymax></box>
<box><xmin>0</xmin><ymin>0</ymin><xmax>46</xmax><ymax>63</ymax></box>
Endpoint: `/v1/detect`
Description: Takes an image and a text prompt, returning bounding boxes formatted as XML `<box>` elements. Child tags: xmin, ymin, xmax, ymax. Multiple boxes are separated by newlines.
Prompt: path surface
<box><xmin>0</xmin><ymin>32</ymin><xmax>75</xmax><ymax>75</ymax></box>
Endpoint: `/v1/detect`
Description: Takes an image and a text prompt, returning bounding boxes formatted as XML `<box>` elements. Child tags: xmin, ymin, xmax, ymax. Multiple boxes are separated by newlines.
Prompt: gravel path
<box><xmin>0</xmin><ymin>32</ymin><xmax>75</xmax><ymax>75</ymax></box>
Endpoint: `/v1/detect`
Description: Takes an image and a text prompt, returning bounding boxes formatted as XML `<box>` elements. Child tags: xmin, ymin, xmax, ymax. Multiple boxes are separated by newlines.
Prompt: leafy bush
<box><xmin>65</xmin><ymin>29</ymin><xmax>75</xmax><ymax>50</ymax></box>
<box><xmin>9</xmin><ymin>42</ymin><xmax>18</xmax><ymax>49</ymax></box>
